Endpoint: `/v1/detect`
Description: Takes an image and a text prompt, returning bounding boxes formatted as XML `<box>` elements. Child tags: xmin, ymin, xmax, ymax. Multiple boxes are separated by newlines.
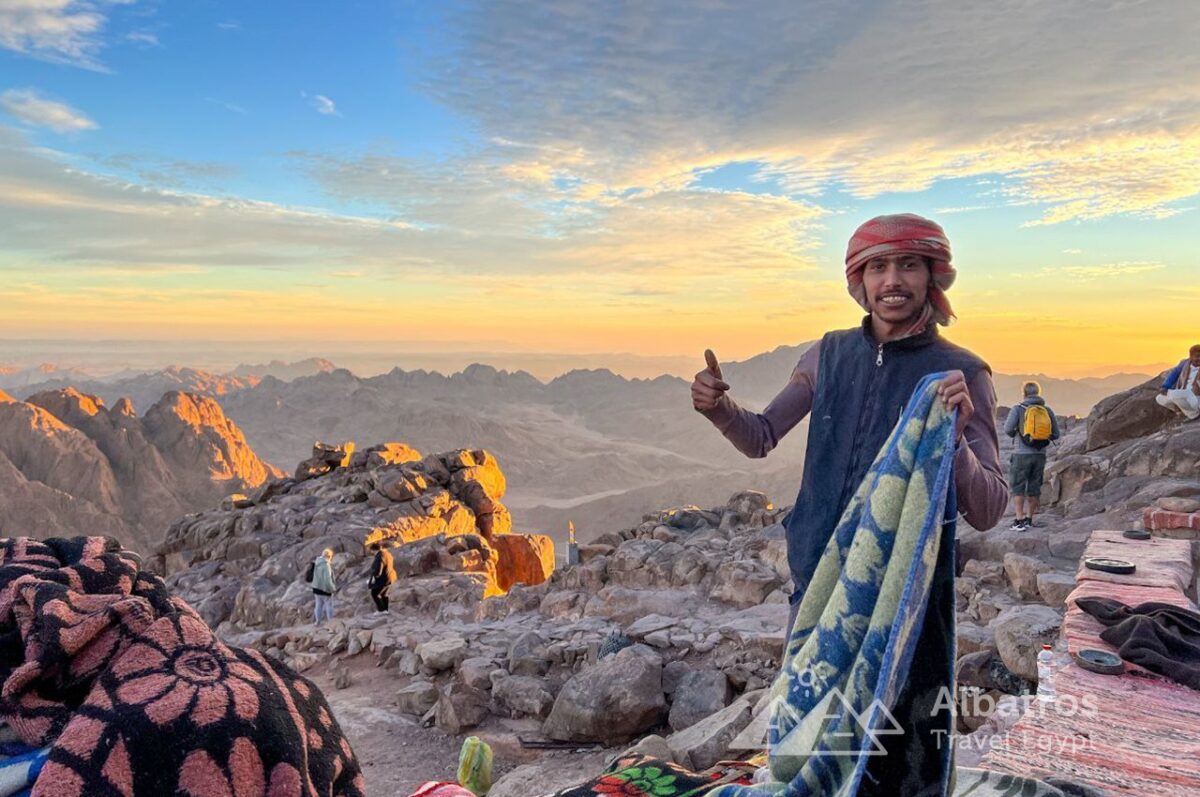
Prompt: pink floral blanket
<box><xmin>0</xmin><ymin>536</ymin><xmax>365</xmax><ymax>796</ymax></box>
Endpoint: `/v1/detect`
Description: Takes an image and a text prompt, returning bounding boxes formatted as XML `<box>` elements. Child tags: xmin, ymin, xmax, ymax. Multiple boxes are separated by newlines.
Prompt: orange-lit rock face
<box><xmin>491</xmin><ymin>534</ymin><xmax>556</xmax><ymax>593</ymax></box>
<box><xmin>355</xmin><ymin>447</ymin><xmax>550</xmax><ymax>596</ymax></box>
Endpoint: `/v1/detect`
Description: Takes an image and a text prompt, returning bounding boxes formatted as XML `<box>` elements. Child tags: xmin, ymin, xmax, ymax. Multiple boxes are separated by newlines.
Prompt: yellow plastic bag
<box><xmin>457</xmin><ymin>736</ymin><xmax>493</xmax><ymax>796</ymax></box>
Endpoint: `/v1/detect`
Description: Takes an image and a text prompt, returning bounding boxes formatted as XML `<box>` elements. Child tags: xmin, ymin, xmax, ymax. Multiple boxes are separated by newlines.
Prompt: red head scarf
<box><xmin>845</xmin><ymin>213</ymin><xmax>956</xmax><ymax>325</ymax></box>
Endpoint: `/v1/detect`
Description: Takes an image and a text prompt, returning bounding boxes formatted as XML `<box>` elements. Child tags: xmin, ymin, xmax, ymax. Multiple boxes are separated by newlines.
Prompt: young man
<box><xmin>367</xmin><ymin>542</ymin><xmax>397</xmax><ymax>612</ymax></box>
<box><xmin>692</xmin><ymin>213</ymin><xmax>1005</xmax><ymax>796</ymax></box>
<box><xmin>311</xmin><ymin>548</ymin><xmax>337</xmax><ymax>625</ymax></box>
<box><xmin>1004</xmin><ymin>381</ymin><xmax>1061</xmax><ymax>530</ymax></box>
<box><xmin>1155</xmin><ymin>345</ymin><xmax>1200</xmax><ymax>420</ymax></box>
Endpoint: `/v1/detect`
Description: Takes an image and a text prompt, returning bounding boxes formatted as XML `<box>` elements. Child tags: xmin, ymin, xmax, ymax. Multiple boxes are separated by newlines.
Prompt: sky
<box><xmin>1</xmin><ymin>0</ymin><xmax>1198</xmax><ymax>378</ymax></box>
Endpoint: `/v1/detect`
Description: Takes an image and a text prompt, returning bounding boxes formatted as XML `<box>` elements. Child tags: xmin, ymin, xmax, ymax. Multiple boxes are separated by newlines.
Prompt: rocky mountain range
<box><xmin>0</xmin><ymin>388</ymin><xmax>280</xmax><ymax>552</ymax></box>
<box><xmin>0</xmin><ymin>348</ymin><xmax>1154</xmax><ymax>551</ymax></box>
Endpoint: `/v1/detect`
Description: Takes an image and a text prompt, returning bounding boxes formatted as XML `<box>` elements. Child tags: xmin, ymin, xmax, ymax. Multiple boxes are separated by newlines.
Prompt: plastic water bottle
<box><xmin>1053</xmin><ymin>638</ymin><xmax>1071</xmax><ymax>670</ymax></box>
<box><xmin>1036</xmin><ymin>643</ymin><xmax>1057</xmax><ymax>703</ymax></box>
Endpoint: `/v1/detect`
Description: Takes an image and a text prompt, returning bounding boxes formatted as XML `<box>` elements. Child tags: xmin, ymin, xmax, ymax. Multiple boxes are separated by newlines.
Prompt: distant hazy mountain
<box><xmin>229</xmin><ymin>358</ymin><xmax>336</xmax><ymax>380</ymax></box>
<box><xmin>13</xmin><ymin>359</ymin><xmax>340</xmax><ymax>414</ymax></box>
<box><xmin>715</xmin><ymin>342</ymin><xmax>1148</xmax><ymax>418</ymax></box>
<box><xmin>990</xmin><ymin>373</ymin><xmax>1152</xmax><ymax>417</ymax></box>
<box><xmin>0</xmin><ymin>364</ymin><xmax>93</xmax><ymax>390</ymax></box>
<box><xmin>0</xmin><ymin>388</ymin><xmax>280</xmax><ymax>552</ymax></box>
<box><xmin>16</xmin><ymin>366</ymin><xmax>261</xmax><ymax>413</ymax></box>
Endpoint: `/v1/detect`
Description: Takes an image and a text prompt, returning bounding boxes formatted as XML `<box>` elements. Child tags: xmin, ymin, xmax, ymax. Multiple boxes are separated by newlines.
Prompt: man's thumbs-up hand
<box><xmin>692</xmin><ymin>349</ymin><xmax>730</xmax><ymax>411</ymax></box>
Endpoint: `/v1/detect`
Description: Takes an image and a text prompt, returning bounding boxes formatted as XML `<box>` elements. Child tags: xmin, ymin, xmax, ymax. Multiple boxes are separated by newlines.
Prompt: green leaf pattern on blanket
<box><xmin>595</xmin><ymin>766</ymin><xmax>679</xmax><ymax>796</ymax></box>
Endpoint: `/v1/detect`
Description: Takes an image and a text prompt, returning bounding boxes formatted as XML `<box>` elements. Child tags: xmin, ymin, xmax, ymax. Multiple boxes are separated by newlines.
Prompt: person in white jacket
<box><xmin>311</xmin><ymin>548</ymin><xmax>337</xmax><ymax>625</ymax></box>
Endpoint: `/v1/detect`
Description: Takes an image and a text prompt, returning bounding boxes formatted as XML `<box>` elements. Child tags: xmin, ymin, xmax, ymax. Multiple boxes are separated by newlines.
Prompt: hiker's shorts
<box><xmin>1009</xmin><ymin>453</ymin><xmax>1046</xmax><ymax>497</ymax></box>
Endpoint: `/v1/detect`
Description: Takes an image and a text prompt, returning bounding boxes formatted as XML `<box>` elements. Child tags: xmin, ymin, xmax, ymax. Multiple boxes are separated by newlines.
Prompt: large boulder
<box><xmin>666</xmin><ymin>696</ymin><xmax>754</xmax><ymax>771</ymax></box>
<box><xmin>955</xmin><ymin>621</ymin><xmax>995</xmax><ymax>657</ymax></box>
<box><xmin>366</xmin><ymin>442</ymin><xmax>422</xmax><ymax>468</ymax></box>
<box><xmin>396</xmin><ymin>680</ymin><xmax>439</xmax><ymax>715</ymax></box>
<box><xmin>416</xmin><ymin>636</ymin><xmax>469</xmax><ymax>671</ymax></box>
<box><xmin>992</xmin><ymin>605</ymin><xmax>1062</xmax><ymax>681</ymax></box>
<box><xmin>1085</xmin><ymin>378</ymin><xmax>1172</xmax><ymax>451</ymax></box>
<box><xmin>542</xmin><ymin>647</ymin><xmax>666</xmax><ymax>744</ymax></box>
<box><xmin>584</xmin><ymin>587</ymin><xmax>702</xmax><ymax>625</ymax></box>
<box><xmin>1003</xmin><ymin>553</ymin><xmax>1052</xmax><ymax>601</ymax></box>
<box><xmin>492</xmin><ymin>674</ymin><xmax>556</xmax><ymax>719</ymax></box>
<box><xmin>435</xmin><ymin>682</ymin><xmax>490</xmax><ymax>735</ymax></box>
<box><xmin>709</xmin><ymin>561</ymin><xmax>783</xmax><ymax>608</ymax></box>
<box><xmin>508</xmin><ymin>631</ymin><xmax>551</xmax><ymax>677</ymax></box>
<box><xmin>1044</xmin><ymin>454</ymin><xmax>1109</xmax><ymax>506</ymax></box>
<box><xmin>492</xmin><ymin>534</ymin><xmax>555</xmax><ymax>592</ymax></box>
<box><xmin>668</xmin><ymin>670</ymin><xmax>731</xmax><ymax>731</ymax></box>
<box><xmin>1036</xmin><ymin>572</ymin><xmax>1076</xmax><ymax>607</ymax></box>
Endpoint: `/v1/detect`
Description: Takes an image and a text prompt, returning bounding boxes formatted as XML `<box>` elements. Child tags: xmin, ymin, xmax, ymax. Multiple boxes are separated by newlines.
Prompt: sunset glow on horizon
<box><xmin>2</xmin><ymin>2</ymin><xmax>1197</xmax><ymax>379</ymax></box>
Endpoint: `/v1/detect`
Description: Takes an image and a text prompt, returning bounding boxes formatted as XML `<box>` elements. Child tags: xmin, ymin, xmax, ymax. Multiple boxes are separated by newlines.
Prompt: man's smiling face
<box><xmin>862</xmin><ymin>253</ymin><xmax>931</xmax><ymax>325</ymax></box>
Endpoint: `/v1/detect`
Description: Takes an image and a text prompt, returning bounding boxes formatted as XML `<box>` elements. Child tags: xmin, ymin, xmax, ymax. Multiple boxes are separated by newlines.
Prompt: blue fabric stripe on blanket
<box><xmin>0</xmin><ymin>745</ymin><xmax>49</xmax><ymax>797</ymax></box>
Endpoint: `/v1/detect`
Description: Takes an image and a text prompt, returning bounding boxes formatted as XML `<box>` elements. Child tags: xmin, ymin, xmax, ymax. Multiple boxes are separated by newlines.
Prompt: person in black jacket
<box><xmin>367</xmin><ymin>542</ymin><xmax>397</xmax><ymax>612</ymax></box>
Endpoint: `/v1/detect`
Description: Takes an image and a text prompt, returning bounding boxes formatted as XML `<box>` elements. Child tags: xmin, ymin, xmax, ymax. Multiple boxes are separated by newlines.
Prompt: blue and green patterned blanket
<box><xmin>713</xmin><ymin>372</ymin><xmax>960</xmax><ymax>797</ymax></box>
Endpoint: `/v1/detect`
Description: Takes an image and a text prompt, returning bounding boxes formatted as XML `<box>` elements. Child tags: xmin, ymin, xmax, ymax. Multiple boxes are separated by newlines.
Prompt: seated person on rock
<box><xmin>1156</xmin><ymin>344</ymin><xmax>1200</xmax><ymax>420</ymax></box>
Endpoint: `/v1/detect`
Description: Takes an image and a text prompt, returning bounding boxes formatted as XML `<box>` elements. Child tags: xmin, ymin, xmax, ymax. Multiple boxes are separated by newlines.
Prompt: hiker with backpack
<box><xmin>1155</xmin><ymin>344</ymin><xmax>1200</xmax><ymax>420</ymax></box>
<box><xmin>308</xmin><ymin>548</ymin><xmax>337</xmax><ymax>624</ymax></box>
<box><xmin>1003</xmin><ymin>380</ymin><xmax>1060</xmax><ymax>530</ymax></box>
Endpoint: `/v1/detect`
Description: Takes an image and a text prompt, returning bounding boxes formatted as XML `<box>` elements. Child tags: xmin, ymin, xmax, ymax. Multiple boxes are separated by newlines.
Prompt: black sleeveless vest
<box><xmin>782</xmin><ymin>317</ymin><xmax>987</xmax><ymax>598</ymax></box>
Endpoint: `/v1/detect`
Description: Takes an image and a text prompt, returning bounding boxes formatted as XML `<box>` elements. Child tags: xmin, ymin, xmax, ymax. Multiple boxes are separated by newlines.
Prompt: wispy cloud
<box><xmin>1</xmin><ymin>89</ymin><xmax>97</xmax><ymax>133</ymax></box>
<box><xmin>0</xmin><ymin>0</ymin><xmax>124</xmax><ymax>69</ymax></box>
<box><xmin>217</xmin><ymin>20</ymin><xmax>240</xmax><ymax>31</ymax></box>
<box><xmin>934</xmin><ymin>205</ymin><xmax>992</xmax><ymax>214</ymax></box>
<box><xmin>308</xmin><ymin>93</ymin><xmax>340</xmax><ymax>117</ymax></box>
<box><xmin>125</xmin><ymin>30</ymin><xmax>160</xmax><ymax>47</ymax></box>
<box><xmin>97</xmin><ymin>154</ymin><xmax>236</xmax><ymax>188</ymax></box>
<box><xmin>1041</xmin><ymin>261</ymin><xmax>1166</xmax><ymax>280</ymax></box>
<box><xmin>1062</xmin><ymin>248</ymin><xmax>1083</xmax><ymax>255</ymax></box>
<box><xmin>205</xmin><ymin>97</ymin><xmax>247</xmax><ymax>115</ymax></box>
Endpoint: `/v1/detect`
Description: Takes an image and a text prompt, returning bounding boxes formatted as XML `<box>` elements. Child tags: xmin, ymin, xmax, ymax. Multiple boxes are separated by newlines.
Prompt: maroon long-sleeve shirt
<box><xmin>700</xmin><ymin>341</ymin><xmax>1007</xmax><ymax>531</ymax></box>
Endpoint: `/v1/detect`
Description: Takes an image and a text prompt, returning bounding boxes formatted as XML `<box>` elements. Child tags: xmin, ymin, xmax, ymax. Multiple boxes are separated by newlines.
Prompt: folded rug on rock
<box><xmin>0</xmin><ymin>536</ymin><xmax>365</xmax><ymax>797</ymax></box>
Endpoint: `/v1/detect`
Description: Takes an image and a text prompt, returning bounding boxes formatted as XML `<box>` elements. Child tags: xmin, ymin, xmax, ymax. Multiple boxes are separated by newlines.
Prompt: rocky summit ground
<box><xmin>154</xmin><ymin>374</ymin><xmax>1200</xmax><ymax>793</ymax></box>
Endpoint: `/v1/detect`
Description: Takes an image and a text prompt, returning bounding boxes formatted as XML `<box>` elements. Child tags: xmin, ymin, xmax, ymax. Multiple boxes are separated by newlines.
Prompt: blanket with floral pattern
<box><xmin>0</xmin><ymin>536</ymin><xmax>365</xmax><ymax>797</ymax></box>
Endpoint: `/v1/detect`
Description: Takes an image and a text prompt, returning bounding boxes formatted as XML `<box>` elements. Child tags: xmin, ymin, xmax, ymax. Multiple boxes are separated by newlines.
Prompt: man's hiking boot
<box><xmin>1010</xmin><ymin>518</ymin><xmax>1027</xmax><ymax>531</ymax></box>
